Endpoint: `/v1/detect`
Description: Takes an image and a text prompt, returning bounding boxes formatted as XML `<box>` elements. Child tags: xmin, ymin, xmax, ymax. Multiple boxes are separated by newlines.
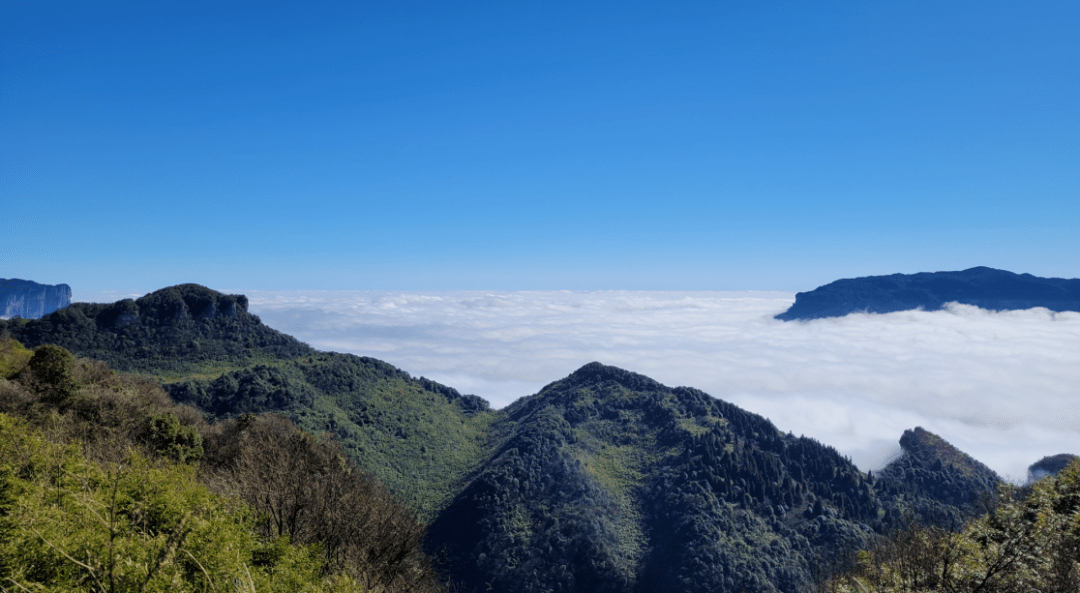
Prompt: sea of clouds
<box><xmin>164</xmin><ymin>290</ymin><xmax>1080</xmax><ymax>482</ymax></box>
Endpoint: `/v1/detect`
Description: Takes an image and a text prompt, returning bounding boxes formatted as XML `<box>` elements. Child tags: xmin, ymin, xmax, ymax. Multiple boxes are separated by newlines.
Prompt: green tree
<box><xmin>23</xmin><ymin>344</ymin><xmax>78</xmax><ymax>406</ymax></box>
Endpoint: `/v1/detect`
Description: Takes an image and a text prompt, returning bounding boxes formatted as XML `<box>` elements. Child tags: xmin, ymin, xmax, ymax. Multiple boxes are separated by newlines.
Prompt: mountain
<box><xmin>0</xmin><ymin>284</ymin><xmax>494</xmax><ymax>518</ymax></box>
<box><xmin>776</xmin><ymin>267</ymin><xmax>1080</xmax><ymax>321</ymax></box>
<box><xmin>1</xmin><ymin>284</ymin><xmax>1006</xmax><ymax>593</ymax></box>
<box><xmin>872</xmin><ymin>427</ymin><xmax>1001</xmax><ymax>527</ymax></box>
<box><xmin>427</xmin><ymin>367</ymin><xmax>1001</xmax><ymax>593</ymax></box>
<box><xmin>1028</xmin><ymin>453</ymin><xmax>1079</xmax><ymax>482</ymax></box>
<box><xmin>0</xmin><ymin>278</ymin><xmax>71</xmax><ymax>319</ymax></box>
<box><xmin>0</xmin><ymin>337</ymin><xmax>445</xmax><ymax>592</ymax></box>
<box><xmin>428</xmin><ymin>362</ymin><xmax>882</xmax><ymax>593</ymax></box>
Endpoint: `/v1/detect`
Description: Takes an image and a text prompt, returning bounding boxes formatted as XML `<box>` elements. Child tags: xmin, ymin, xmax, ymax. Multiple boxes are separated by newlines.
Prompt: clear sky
<box><xmin>2</xmin><ymin>0</ymin><xmax>1078</xmax><ymax>294</ymax></box>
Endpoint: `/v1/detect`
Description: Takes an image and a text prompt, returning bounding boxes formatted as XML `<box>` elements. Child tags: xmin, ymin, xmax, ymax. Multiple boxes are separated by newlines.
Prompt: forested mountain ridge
<box><xmin>1029</xmin><ymin>453</ymin><xmax>1080</xmax><ymax>481</ymax></box>
<box><xmin>2</xmin><ymin>284</ymin><xmax>1015</xmax><ymax>593</ymax></box>
<box><xmin>871</xmin><ymin>427</ymin><xmax>1001</xmax><ymax>529</ymax></box>
<box><xmin>0</xmin><ymin>284</ymin><xmax>495</xmax><ymax>518</ymax></box>
<box><xmin>0</xmin><ymin>283</ymin><xmax>307</xmax><ymax>376</ymax></box>
<box><xmin>428</xmin><ymin>363</ymin><xmax>1001</xmax><ymax>593</ymax></box>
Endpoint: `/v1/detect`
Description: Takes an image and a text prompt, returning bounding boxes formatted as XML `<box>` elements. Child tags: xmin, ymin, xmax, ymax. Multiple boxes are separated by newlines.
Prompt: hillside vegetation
<box><xmin>0</xmin><ymin>416</ymin><xmax>342</xmax><ymax>592</ymax></box>
<box><xmin>826</xmin><ymin>459</ymin><xmax>1080</xmax><ymax>593</ymax></box>
<box><xmin>1</xmin><ymin>284</ymin><xmax>495</xmax><ymax>519</ymax></box>
<box><xmin>428</xmin><ymin>363</ymin><xmax>1002</xmax><ymax>593</ymax></box>
<box><xmin>873</xmin><ymin>427</ymin><xmax>1001</xmax><ymax>528</ymax></box>
<box><xmin>0</xmin><ymin>336</ymin><xmax>446</xmax><ymax>593</ymax></box>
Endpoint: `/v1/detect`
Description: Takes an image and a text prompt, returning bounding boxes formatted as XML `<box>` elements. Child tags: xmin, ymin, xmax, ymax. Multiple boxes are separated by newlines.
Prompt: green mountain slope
<box><xmin>874</xmin><ymin>426</ymin><xmax>1001</xmax><ymax>527</ymax></box>
<box><xmin>0</xmin><ymin>338</ymin><xmax>446</xmax><ymax>593</ymax></box>
<box><xmin>428</xmin><ymin>364</ymin><xmax>1008</xmax><ymax>593</ymax></box>
<box><xmin>0</xmin><ymin>414</ymin><xmax>350</xmax><ymax>592</ymax></box>
<box><xmin>1</xmin><ymin>284</ymin><xmax>495</xmax><ymax>518</ymax></box>
<box><xmin>428</xmin><ymin>363</ymin><xmax>885</xmax><ymax>593</ymax></box>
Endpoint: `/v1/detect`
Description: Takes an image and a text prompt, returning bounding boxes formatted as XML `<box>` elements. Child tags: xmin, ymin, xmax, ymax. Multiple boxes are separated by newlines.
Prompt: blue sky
<box><xmin>3</xmin><ymin>0</ymin><xmax>1077</xmax><ymax>294</ymax></box>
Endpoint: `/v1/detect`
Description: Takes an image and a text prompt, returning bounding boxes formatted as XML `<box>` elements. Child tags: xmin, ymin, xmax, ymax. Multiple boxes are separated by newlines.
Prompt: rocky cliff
<box><xmin>0</xmin><ymin>278</ymin><xmax>72</xmax><ymax>319</ymax></box>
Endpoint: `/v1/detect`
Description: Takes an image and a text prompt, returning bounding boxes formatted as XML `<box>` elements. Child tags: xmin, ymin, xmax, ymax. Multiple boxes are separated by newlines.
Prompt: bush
<box><xmin>0</xmin><ymin>413</ymin><xmax>364</xmax><ymax>592</ymax></box>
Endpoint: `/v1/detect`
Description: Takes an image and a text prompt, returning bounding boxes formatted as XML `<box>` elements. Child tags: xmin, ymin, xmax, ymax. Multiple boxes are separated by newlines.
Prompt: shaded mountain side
<box><xmin>430</xmin><ymin>363</ymin><xmax>888</xmax><ymax>593</ymax></box>
<box><xmin>776</xmin><ymin>267</ymin><xmax>1080</xmax><ymax>321</ymax></box>
<box><xmin>0</xmin><ymin>284</ymin><xmax>494</xmax><ymax>518</ymax></box>
<box><xmin>0</xmin><ymin>278</ymin><xmax>71</xmax><ymax>319</ymax></box>
<box><xmin>428</xmin><ymin>407</ymin><xmax>641</xmax><ymax>593</ymax></box>
<box><xmin>1029</xmin><ymin>453</ymin><xmax>1079</xmax><ymax>482</ymax></box>
<box><xmin>874</xmin><ymin>427</ymin><xmax>1001</xmax><ymax>527</ymax></box>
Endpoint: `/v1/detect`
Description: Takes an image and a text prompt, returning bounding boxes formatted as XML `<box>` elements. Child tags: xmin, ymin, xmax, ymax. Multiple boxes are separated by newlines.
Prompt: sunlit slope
<box><xmin>0</xmin><ymin>337</ymin><xmax>446</xmax><ymax>593</ymax></box>
<box><xmin>0</xmin><ymin>284</ymin><xmax>495</xmax><ymax>517</ymax></box>
<box><xmin>0</xmin><ymin>415</ymin><xmax>355</xmax><ymax>592</ymax></box>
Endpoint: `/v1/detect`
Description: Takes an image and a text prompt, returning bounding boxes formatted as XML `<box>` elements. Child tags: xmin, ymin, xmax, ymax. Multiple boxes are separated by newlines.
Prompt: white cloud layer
<box><xmin>236</xmin><ymin>290</ymin><xmax>1080</xmax><ymax>482</ymax></box>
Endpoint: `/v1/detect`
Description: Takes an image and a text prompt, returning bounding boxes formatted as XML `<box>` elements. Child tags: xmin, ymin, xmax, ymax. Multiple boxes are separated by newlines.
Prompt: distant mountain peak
<box><xmin>1029</xmin><ymin>454</ymin><xmax>1079</xmax><ymax>482</ymax></box>
<box><xmin>898</xmin><ymin>427</ymin><xmax>994</xmax><ymax>475</ymax></box>
<box><xmin>877</xmin><ymin>427</ymin><xmax>1001</xmax><ymax>511</ymax></box>
<box><xmin>523</xmin><ymin>362</ymin><xmax>676</xmax><ymax>412</ymax></box>
<box><xmin>776</xmin><ymin>267</ymin><xmax>1080</xmax><ymax>321</ymax></box>
<box><xmin>564</xmin><ymin>361</ymin><xmax>662</xmax><ymax>388</ymax></box>
<box><xmin>567</xmin><ymin>360</ymin><xmax>608</xmax><ymax>378</ymax></box>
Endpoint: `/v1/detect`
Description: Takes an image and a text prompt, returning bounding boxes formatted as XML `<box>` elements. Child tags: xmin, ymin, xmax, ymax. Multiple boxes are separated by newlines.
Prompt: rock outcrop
<box><xmin>776</xmin><ymin>267</ymin><xmax>1080</xmax><ymax>321</ymax></box>
<box><xmin>0</xmin><ymin>278</ymin><xmax>72</xmax><ymax>319</ymax></box>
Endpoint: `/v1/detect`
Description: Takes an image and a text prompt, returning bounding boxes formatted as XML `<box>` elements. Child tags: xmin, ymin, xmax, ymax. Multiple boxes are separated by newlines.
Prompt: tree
<box><xmin>22</xmin><ymin>344</ymin><xmax>78</xmax><ymax>406</ymax></box>
<box><xmin>204</xmin><ymin>414</ymin><xmax>444</xmax><ymax>592</ymax></box>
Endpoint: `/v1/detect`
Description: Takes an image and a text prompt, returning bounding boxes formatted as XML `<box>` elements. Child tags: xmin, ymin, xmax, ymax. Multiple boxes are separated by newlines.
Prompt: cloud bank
<box><xmin>238</xmin><ymin>290</ymin><xmax>1079</xmax><ymax>482</ymax></box>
